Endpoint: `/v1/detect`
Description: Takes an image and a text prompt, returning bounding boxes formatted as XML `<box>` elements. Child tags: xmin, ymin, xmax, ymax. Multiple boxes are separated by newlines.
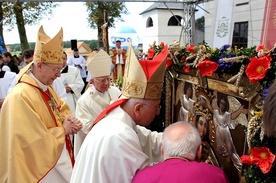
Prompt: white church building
<box><xmin>204</xmin><ymin>0</ymin><xmax>275</xmax><ymax>49</ymax></box>
<box><xmin>139</xmin><ymin>2</ymin><xmax>204</xmax><ymax>53</ymax></box>
<box><xmin>138</xmin><ymin>0</ymin><xmax>276</xmax><ymax>51</ymax></box>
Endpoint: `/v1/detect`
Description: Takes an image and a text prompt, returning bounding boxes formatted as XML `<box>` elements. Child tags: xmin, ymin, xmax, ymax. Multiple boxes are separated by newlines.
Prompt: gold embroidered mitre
<box><xmin>122</xmin><ymin>42</ymin><xmax>168</xmax><ymax>100</ymax></box>
<box><xmin>16</xmin><ymin>25</ymin><xmax>63</xmax><ymax>84</ymax></box>
<box><xmin>33</xmin><ymin>26</ymin><xmax>63</xmax><ymax>64</ymax></box>
<box><xmin>87</xmin><ymin>50</ymin><xmax>112</xmax><ymax>78</ymax></box>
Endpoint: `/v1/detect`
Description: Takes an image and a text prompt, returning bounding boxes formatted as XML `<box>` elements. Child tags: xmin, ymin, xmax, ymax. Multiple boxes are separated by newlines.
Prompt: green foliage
<box><xmin>88</xmin><ymin>40</ymin><xmax>99</xmax><ymax>50</ymax></box>
<box><xmin>85</xmin><ymin>2</ymin><xmax>128</xmax><ymax>30</ymax></box>
<box><xmin>195</xmin><ymin>16</ymin><xmax>204</xmax><ymax>31</ymax></box>
<box><xmin>2</xmin><ymin>2</ymin><xmax>59</xmax><ymax>30</ymax></box>
<box><xmin>8</xmin><ymin>39</ymin><xmax>98</xmax><ymax>53</ymax></box>
<box><xmin>116</xmin><ymin>76</ymin><xmax>123</xmax><ymax>89</ymax></box>
<box><xmin>85</xmin><ymin>1</ymin><xmax>128</xmax><ymax>45</ymax></box>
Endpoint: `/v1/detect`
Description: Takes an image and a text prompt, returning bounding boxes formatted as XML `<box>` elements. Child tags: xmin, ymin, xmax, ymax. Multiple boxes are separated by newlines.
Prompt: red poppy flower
<box><xmin>197</xmin><ymin>60</ymin><xmax>218</xmax><ymax>76</ymax></box>
<box><xmin>159</xmin><ymin>42</ymin><xmax>164</xmax><ymax>47</ymax></box>
<box><xmin>166</xmin><ymin>54</ymin><xmax>172</xmax><ymax>68</ymax></box>
<box><xmin>186</xmin><ymin>45</ymin><xmax>198</xmax><ymax>53</ymax></box>
<box><xmin>180</xmin><ymin>56</ymin><xmax>186</xmax><ymax>62</ymax></box>
<box><xmin>245</xmin><ymin>56</ymin><xmax>271</xmax><ymax>83</ymax></box>
<box><xmin>241</xmin><ymin>147</ymin><xmax>275</xmax><ymax>174</ymax></box>
<box><xmin>256</xmin><ymin>44</ymin><xmax>265</xmax><ymax>52</ymax></box>
<box><xmin>182</xmin><ymin>66</ymin><xmax>190</xmax><ymax>73</ymax></box>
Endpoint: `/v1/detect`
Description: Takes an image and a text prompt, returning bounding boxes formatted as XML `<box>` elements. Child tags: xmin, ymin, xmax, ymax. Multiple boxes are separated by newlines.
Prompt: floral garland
<box><xmin>149</xmin><ymin>41</ymin><xmax>276</xmax><ymax>182</ymax></box>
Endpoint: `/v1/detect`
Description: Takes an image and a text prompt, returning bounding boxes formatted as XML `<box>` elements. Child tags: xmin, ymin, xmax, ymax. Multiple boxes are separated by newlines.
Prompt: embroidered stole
<box><xmin>91</xmin><ymin>92</ymin><xmax>110</xmax><ymax>108</ymax></box>
<box><xmin>42</xmin><ymin>89</ymin><xmax>75</xmax><ymax>167</ymax></box>
<box><xmin>20</xmin><ymin>81</ymin><xmax>75</xmax><ymax>166</ymax></box>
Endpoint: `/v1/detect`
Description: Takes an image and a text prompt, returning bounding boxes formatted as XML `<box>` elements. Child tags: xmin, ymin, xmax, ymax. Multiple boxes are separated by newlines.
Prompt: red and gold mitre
<box><xmin>122</xmin><ymin>42</ymin><xmax>168</xmax><ymax>100</ymax></box>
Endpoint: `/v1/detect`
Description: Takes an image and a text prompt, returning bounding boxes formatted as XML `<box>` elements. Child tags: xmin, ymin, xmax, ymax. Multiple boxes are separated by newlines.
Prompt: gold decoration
<box><xmin>121</xmin><ymin>42</ymin><xmax>168</xmax><ymax>100</ymax></box>
<box><xmin>34</xmin><ymin>26</ymin><xmax>63</xmax><ymax>64</ymax></box>
<box><xmin>221</xmin><ymin>55</ymin><xmax>248</xmax><ymax>63</ymax></box>
<box><xmin>227</xmin><ymin>64</ymin><xmax>245</xmax><ymax>86</ymax></box>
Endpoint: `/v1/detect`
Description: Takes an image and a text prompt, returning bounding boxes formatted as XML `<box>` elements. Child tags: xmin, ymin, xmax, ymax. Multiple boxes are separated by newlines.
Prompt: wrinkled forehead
<box><xmin>45</xmin><ymin>62</ymin><xmax>63</xmax><ymax>67</ymax></box>
<box><xmin>146</xmin><ymin>99</ymin><xmax>161</xmax><ymax>106</ymax></box>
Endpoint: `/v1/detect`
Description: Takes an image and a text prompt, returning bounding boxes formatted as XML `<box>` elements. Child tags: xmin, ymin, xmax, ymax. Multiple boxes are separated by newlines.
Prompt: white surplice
<box><xmin>60</xmin><ymin>65</ymin><xmax>84</xmax><ymax>116</ymax></box>
<box><xmin>70</xmin><ymin>107</ymin><xmax>163</xmax><ymax>183</ymax></box>
<box><xmin>74</xmin><ymin>85</ymin><xmax>121</xmax><ymax>156</ymax></box>
<box><xmin>0</xmin><ymin>71</ymin><xmax>17</xmax><ymax>98</ymax></box>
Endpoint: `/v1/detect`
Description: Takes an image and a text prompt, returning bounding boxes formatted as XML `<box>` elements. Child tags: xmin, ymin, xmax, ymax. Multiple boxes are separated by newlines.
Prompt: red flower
<box><xmin>182</xmin><ymin>66</ymin><xmax>190</xmax><ymax>73</ymax></box>
<box><xmin>166</xmin><ymin>54</ymin><xmax>172</xmax><ymax>68</ymax></box>
<box><xmin>241</xmin><ymin>147</ymin><xmax>275</xmax><ymax>174</ymax></box>
<box><xmin>180</xmin><ymin>56</ymin><xmax>186</xmax><ymax>62</ymax></box>
<box><xmin>148</xmin><ymin>47</ymin><xmax>155</xmax><ymax>59</ymax></box>
<box><xmin>256</xmin><ymin>44</ymin><xmax>265</xmax><ymax>52</ymax></box>
<box><xmin>186</xmin><ymin>45</ymin><xmax>198</xmax><ymax>53</ymax></box>
<box><xmin>197</xmin><ymin>60</ymin><xmax>218</xmax><ymax>76</ymax></box>
<box><xmin>245</xmin><ymin>56</ymin><xmax>271</xmax><ymax>83</ymax></box>
<box><xmin>159</xmin><ymin>42</ymin><xmax>164</xmax><ymax>47</ymax></box>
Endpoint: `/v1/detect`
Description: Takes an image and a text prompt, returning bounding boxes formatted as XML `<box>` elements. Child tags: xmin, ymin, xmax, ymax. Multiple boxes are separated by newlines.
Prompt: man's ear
<box><xmin>90</xmin><ymin>78</ymin><xmax>95</xmax><ymax>85</ymax></box>
<box><xmin>36</xmin><ymin>61</ymin><xmax>43</xmax><ymax>71</ymax></box>
<box><xmin>195</xmin><ymin>145</ymin><xmax>202</xmax><ymax>162</ymax></box>
<box><xmin>133</xmin><ymin>103</ymin><xmax>143</xmax><ymax>115</ymax></box>
<box><xmin>161</xmin><ymin>145</ymin><xmax>164</xmax><ymax>156</ymax></box>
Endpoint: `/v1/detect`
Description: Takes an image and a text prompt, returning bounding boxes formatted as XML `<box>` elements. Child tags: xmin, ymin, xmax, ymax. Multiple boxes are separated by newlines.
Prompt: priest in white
<box><xmin>74</xmin><ymin>50</ymin><xmax>121</xmax><ymax>156</ymax></box>
<box><xmin>60</xmin><ymin>52</ymin><xmax>84</xmax><ymax>116</ymax></box>
<box><xmin>0</xmin><ymin>70</ymin><xmax>17</xmax><ymax>110</ymax></box>
<box><xmin>70</xmin><ymin>43</ymin><xmax>169</xmax><ymax>183</ymax></box>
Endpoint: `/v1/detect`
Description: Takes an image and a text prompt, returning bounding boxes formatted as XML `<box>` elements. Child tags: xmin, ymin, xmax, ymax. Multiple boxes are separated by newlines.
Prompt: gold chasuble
<box><xmin>0</xmin><ymin>74</ymin><xmax>72</xmax><ymax>182</ymax></box>
<box><xmin>0</xmin><ymin>26</ymin><xmax>73</xmax><ymax>182</ymax></box>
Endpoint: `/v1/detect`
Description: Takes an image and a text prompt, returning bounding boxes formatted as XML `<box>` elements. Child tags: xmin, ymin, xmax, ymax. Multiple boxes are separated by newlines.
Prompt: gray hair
<box><xmin>127</xmin><ymin>98</ymin><xmax>156</xmax><ymax>106</ymax></box>
<box><xmin>162</xmin><ymin>121</ymin><xmax>202</xmax><ymax>160</ymax></box>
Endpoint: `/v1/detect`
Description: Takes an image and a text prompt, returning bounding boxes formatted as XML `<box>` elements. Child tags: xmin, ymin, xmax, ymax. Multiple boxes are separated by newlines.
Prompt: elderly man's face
<box><xmin>138</xmin><ymin>100</ymin><xmax>161</xmax><ymax>126</ymax></box>
<box><xmin>37</xmin><ymin>62</ymin><xmax>63</xmax><ymax>86</ymax></box>
<box><xmin>91</xmin><ymin>76</ymin><xmax>111</xmax><ymax>93</ymax></box>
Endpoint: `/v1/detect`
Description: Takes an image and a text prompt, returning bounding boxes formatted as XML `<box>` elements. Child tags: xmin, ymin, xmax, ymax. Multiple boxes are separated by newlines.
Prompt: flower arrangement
<box><xmin>149</xmin><ymin>41</ymin><xmax>276</xmax><ymax>182</ymax></box>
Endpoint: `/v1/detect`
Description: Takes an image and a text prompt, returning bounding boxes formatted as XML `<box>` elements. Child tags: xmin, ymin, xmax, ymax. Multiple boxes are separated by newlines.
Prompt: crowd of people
<box><xmin>5</xmin><ymin>25</ymin><xmax>276</xmax><ymax>183</ymax></box>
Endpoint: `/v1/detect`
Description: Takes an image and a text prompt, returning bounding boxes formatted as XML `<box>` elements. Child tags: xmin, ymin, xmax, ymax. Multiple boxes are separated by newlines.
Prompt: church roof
<box><xmin>140</xmin><ymin>2</ymin><xmax>186</xmax><ymax>15</ymax></box>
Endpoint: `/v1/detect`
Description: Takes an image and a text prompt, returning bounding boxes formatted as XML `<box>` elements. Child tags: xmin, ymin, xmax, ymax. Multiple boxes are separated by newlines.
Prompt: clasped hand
<box><xmin>63</xmin><ymin>116</ymin><xmax>83</xmax><ymax>135</ymax></box>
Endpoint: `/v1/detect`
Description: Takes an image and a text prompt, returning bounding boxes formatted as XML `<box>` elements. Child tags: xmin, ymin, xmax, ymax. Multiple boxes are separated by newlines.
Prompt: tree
<box><xmin>1</xmin><ymin>2</ymin><xmax>59</xmax><ymax>52</ymax></box>
<box><xmin>85</xmin><ymin>2</ymin><xmax>128</xmax><ymax>48</ymax></box>
<box><xmin>195</xmin><ymin>16</ymin><xmax>205</xmax><ymax>31</ymax></box>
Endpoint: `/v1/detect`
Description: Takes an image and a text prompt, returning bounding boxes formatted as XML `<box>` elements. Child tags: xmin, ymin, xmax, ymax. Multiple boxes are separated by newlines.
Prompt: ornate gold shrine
<box><xmin>163</xmin><ymin>66</ymin><xmax>259</xmax><ymax>183</ymax></box>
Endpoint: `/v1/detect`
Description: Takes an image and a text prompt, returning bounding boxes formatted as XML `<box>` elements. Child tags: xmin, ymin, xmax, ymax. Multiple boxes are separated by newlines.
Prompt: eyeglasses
<box><xmin>94</xmin><ymin>77</ymin><xmax>112</xmax><ymax>83</ymax></box>
<box><xmin>143</xmin><ymin>103</ymin><xmax>161</xmax><ymax>111</ymax></box>
<box><xmin>42</xmin><ymin>63</ymin><xmax>62</xmax><ymax>74</ymax></box>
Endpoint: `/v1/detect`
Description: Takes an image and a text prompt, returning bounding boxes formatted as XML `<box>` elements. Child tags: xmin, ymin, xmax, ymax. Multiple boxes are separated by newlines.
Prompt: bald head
<box><xmin>121</xmin><ymin>98</ymin><xmax>161</xmax><ymax>127</ymax></box>
<box><xmin>162</xmin><ymin>122</ymin><xmax>202</xmax><ymax>160</ymax></box>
